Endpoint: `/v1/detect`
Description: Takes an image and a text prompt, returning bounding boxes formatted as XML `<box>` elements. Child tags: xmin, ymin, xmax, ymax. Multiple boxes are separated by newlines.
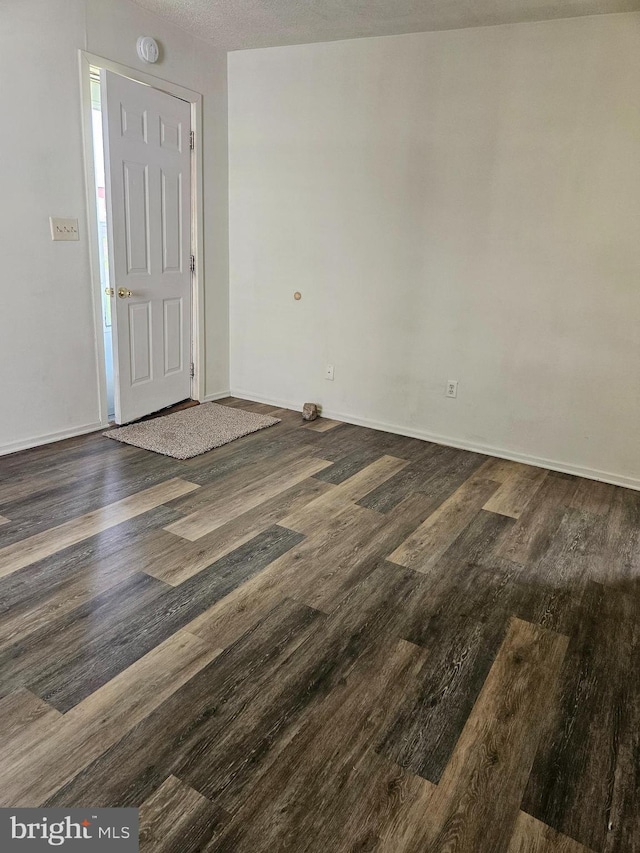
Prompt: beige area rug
<box><xmin>104</xmin><ymin>402</ymin><xmax>280</xmax><ymax>459</ymax></box>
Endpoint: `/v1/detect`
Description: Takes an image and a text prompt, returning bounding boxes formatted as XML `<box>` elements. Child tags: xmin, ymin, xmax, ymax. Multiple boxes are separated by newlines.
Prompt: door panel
<box><xmin>163</xmin><ymin>298</ymin><xmax>183</xmax><ymax>375</ymax></box>
<box><xmin>123</xmin><ymin>161</ymin><xmax>150</xmax><ymax>274</ymax></box>
<box><xmin>129</xmin><ymin>302</ymin><xmax>153</xmax><ymax>385</ymax></box>
<box><xmin>102</xmin><ymin>69</ymin><xmax>192</xmax><ymax>424</ymax></box>
<box><xmin>161</xmin><ymin>171</ymin><xmax>182</xmax><ymax>273</ymax></box>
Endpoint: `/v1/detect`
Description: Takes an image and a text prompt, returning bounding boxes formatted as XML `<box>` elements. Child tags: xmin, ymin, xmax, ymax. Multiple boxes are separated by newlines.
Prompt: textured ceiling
<box><xmin>131</xmin><ymin>0</ymin><xmax>640</xmax><ymax>50</ymax></box>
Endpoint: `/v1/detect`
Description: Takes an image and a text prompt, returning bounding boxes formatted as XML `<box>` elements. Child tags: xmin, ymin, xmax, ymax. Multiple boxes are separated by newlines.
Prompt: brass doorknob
<box><xmin>104</xmin><ymin>287</ymin><xmax>114</xmax><ymax>296</ymax></box>
<box><xmin>118</xmin><ymin>287</ymin><xmax>133</xmax><ymax>299</ymax></box>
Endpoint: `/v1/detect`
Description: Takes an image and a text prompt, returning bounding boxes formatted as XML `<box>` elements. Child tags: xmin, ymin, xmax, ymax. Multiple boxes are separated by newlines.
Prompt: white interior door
<box><xmin>101</xmin><ymin>69</ymin><xmax>192</xmax><ymax>424</ymax></box>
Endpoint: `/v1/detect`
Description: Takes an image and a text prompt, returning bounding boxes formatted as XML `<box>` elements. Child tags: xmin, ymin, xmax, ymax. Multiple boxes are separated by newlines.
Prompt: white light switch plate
<box><xmin>50</xmin><ymin>217</ymin><xmax>79</xmax><ymax>241</ymax></box>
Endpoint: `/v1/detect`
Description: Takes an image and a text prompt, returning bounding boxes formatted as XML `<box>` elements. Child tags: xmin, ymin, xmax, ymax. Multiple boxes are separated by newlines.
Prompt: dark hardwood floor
<box><xmin>0</xmin><ymin>398</ymin><xmax>638</xmax><ymax>852</ymax></box>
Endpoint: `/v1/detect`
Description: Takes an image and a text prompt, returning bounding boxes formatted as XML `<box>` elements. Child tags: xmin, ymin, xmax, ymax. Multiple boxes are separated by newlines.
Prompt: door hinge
<box><xmin>190</xmin><ymin>130</ymin><xmax>195</xmax><ymax>150</ymax></box>
<box><xmin>190</xmin><ymin>254</ymin><xmax>195</xmax><ymax>273</ymax></box>
<box><xmin>190</xmin><ymin>362</ymin><xmax>195</xmax><ymax>378</ymax></box>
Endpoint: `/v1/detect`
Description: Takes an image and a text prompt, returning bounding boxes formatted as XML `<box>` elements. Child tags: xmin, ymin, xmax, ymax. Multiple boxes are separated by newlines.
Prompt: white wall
<box><xmin>228</xmin><ymin>13</ymin><xmax>640</xmax><ymax>488</ymax></box>
<box><xmin>0</xmin><ymin>0</ymin><xmax>229</xmax><ymax>454</ymax></box>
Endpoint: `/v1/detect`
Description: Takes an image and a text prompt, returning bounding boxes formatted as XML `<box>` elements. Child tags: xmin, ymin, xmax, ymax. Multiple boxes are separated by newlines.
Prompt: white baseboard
<box><xmin>230</xmin><ymin>390</ymin><xmax>301</xmax><ymax>412</ymax></box>
<box><xmin>201</xmin><ymin>390</ymin><xmax>231</xmax><ymax>403</ymax></box>
<box><xmin>230</xmin><ymin>387</ymin><xmax>640</xmax><ymax>492</ymax></box>
<box><xmin>0</xmin><ymin>394</ymin><xmax>232</xmax><ymax>457</ymax></box>
<box><xmin>0</xmin><ymin>421</ymin><xmax>108</xmax><ymax>458</ymax></box>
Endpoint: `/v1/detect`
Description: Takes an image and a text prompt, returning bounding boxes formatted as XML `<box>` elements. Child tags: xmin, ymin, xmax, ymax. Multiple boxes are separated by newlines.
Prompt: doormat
<box><xmin>104</xmin><ymin>402</ymin><xmax>280</xmax><ymax>459</ymax></box>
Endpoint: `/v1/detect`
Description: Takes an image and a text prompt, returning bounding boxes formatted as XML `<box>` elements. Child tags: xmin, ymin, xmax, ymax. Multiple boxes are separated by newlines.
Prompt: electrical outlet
<box><xmin>50</xmin><ymin>217</ymin><xmax>79</xmax><ymax>241</ymax></box>
<box><xmin>325</xmin><ymin>364</ymin><xmax>335</xmax><ymax>381</ymax></box>
<box><xmin>446</xmin><ymin>380</ymin><xmax>458</xmax><ymax>398</ymax></box>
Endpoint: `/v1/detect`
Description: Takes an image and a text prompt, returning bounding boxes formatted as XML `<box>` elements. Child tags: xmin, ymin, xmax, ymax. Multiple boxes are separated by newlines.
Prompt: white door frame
<box><xmin>78</xmin><ymin>50</ymin><xmax>205</xmax><ymax>426</ymax></box>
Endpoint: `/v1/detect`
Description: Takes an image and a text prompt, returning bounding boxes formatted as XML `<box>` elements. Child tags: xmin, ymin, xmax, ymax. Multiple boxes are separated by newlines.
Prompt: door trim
<box><xmin>78</xmin><ymin>50</ymin><xmax>205</xmax><ymax>425</ymax></box>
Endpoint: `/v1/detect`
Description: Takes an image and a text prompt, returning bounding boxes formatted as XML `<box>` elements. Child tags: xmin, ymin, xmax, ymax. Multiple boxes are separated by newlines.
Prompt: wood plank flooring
<box><xmin>0</xmin><ymin>398</ymin><xmax>638</xmax><ymax>852</ymax></box>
